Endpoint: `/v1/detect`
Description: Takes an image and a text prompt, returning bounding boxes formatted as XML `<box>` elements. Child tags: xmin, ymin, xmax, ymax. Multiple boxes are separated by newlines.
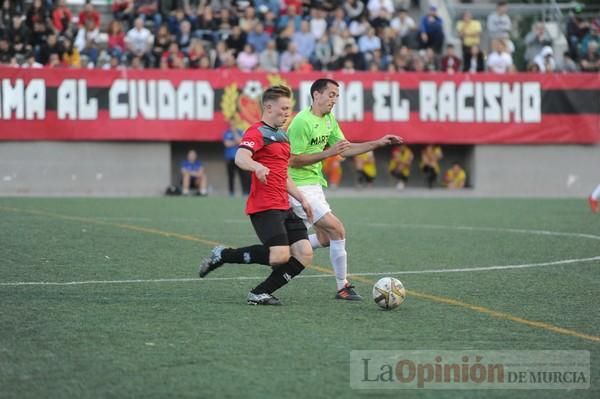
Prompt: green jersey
<box><xmin>288</xmin><ymin>107</ymin><xmax>345</xmax><ymax>186</ymax></box>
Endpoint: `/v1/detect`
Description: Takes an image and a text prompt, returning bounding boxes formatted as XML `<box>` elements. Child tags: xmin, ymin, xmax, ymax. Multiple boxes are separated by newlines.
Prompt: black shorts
<box><xmin>250</xmin><ymin>209</ymin><xmax>308</xmax><ymax>247</ymax></box>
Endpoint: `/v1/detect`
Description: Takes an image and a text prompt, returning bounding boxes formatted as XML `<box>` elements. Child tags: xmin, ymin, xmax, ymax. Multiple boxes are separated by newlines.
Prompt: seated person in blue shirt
<box><xmin>181</xmin><ymin>149</ymin><xmax>208</xmax><ymax>196</ymax></box>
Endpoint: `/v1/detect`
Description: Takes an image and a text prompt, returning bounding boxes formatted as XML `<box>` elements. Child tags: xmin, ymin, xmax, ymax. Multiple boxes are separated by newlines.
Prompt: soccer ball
<box><xmin>372</xmin><ymin>277</ymin><xmax>406</xmax><ymax>310</ymax></box>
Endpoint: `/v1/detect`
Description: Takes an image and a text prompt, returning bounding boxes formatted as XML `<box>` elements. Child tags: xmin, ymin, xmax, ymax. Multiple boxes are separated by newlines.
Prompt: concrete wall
<box><xmin>473</xmin><ymin>145</ymin><xmax>600</xmax><ymax>197</ymax></box>
<box><xmin>0</xmin><ymin>142</ymin><xmax>170</xmax><ymax>196</ymax></box>
<box><xmin>1</xmin><ymin>142</ymin><xmax>598</xmax><ymax>197</ymax></box>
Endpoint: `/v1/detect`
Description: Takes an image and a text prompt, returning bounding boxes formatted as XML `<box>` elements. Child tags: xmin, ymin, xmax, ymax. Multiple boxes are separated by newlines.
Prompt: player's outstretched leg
<box><xmin>248</xmin><ymin>256</ymin><xmax>306</xmax><ymax>305</ymax></box>
<box><xmin>199</xmin><ymin>244</ymin><xmax>270</xmax><ymax>278</ymax></box>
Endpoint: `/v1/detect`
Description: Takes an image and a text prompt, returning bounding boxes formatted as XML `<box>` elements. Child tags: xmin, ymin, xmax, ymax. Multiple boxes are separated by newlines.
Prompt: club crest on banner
<box><xmin>221</xmin><ymin>75</ymin><xmax>295</xmax><ymax>130</ymax></box>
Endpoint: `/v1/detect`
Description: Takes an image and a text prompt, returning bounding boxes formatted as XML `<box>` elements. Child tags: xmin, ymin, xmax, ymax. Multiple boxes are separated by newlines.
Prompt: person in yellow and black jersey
<box><xmin>354</xmin><ymin>151</ymin><xmax>376</xmax><ymax>188</ymax></box>
<box><xmin>388</xmin><ymin>144</ymin><xmax>414</xmax><ymax>190</ymax></box>
<box><xmin>444</xmin><ymin>162</ymin><xmax>467</xmax><ymax>189</ymax></box>
<box><xmin>420</xmin><ymin>144</ymin><xmax>443</xmax><ymax>188</ymax></box>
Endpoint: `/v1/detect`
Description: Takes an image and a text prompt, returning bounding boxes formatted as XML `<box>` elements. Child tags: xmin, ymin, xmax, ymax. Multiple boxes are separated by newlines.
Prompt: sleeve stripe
<box><xmin>238</xmin><ymin>145</ymin><xmax>255</xmax><ymax>153</ymax></box>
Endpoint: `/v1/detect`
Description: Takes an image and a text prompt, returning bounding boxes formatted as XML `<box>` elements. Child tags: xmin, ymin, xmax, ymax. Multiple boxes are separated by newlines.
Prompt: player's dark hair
<box><xmin>261</xmin><ymin>85</ymin><xmax>292</xmax><ymax>105</ymax></box>
<box><xmin>310</xmin><ymin>78</ymin><xmax>339</xmax><ymax>100</ymax></box>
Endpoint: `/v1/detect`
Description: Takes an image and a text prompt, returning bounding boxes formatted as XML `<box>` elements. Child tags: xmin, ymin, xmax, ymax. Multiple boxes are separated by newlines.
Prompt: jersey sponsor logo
<box><xmin>310</xmin><ymin>135</ymin><xmax>328</xmax><ymax>146</ymax></box>
<box><xmin>241</xmin><ymin>140</ymin><xmax>256</xmax><ymax>148</ymax></box>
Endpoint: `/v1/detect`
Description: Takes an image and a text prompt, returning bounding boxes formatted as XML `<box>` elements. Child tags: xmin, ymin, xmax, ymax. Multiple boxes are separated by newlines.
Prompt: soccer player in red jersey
<box><xmin>199</xmin><ymin>85</ymin><xmax>314</xmax><ymax>306</ymax></box>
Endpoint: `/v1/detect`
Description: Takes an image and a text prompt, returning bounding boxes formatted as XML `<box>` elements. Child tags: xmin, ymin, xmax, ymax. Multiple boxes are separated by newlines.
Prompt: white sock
<box><xmin>308</xmin><ymin>234</ymin><xmax>322</xmax><ymax>249</ymax></box>
<box><xmin>330</xmin><ymin>239</ymin><xmax>348</xmax><ymax>290</ymax></box>
<box><xmin>592</xmin><ymin>184</ymin><xmax>600</xmax><ymax>200</ymax></box>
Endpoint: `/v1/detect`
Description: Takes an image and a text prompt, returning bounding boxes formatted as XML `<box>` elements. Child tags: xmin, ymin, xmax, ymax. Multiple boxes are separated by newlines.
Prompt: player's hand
<box><xmin>380</xmin><ymin>134</ymin><xmax>403</xmax><ymax>146</ymax></box>
<box><xmin>301</xmin><ymin>199</ymin><xmax>314</xmax><ymax>222</ymax></box>
<box><xmin>254</xmin><ymin>164</ymin><xmax>270</xmax><ymax>184</ymax></box>
<box><xmin>330</xmin><ymin>140</ymin><xmax>351</xmax><ymax>155</ymax></box>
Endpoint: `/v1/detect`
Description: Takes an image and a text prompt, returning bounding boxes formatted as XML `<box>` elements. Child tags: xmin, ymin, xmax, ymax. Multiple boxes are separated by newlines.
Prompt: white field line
<box><xmin>1</xmin><ymin>255</ymin><xmax>598</xmax><ymax>287</ymax></box>
<box><xmin>364</xmin><ymin>223</ymin><xmax>600</xmax><ymax>241</ymax></box>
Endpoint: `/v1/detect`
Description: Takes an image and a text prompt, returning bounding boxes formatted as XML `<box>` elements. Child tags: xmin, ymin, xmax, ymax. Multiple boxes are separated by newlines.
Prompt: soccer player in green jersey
<box><xmin>288</xmin><ymin>78</ymin><xmax>402</xmax><ymax>300</ymax></box>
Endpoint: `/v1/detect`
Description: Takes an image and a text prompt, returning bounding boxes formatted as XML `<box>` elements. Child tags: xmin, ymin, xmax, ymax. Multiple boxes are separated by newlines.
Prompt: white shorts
<box><xmin>289</xmin><ymin>184</ymin><xmax>331</xmax><ymax>229</ymax></box>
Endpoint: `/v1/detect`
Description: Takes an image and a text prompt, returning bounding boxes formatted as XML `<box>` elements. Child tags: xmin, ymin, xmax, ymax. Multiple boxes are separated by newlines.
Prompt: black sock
<box><xmin>221</xmin><ymin>245</ymin><xmax>270</xmax><ymax>265</ymax></box>
<box><xmin>251</xmin><ymin>256</ymin><xmax>305</xmax><ymax>295</ymax></box>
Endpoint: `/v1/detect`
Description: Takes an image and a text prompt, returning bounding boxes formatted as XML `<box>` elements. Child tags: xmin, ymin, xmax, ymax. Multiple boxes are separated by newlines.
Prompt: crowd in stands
<box><xmin>0</xmin><ymin>0</ymin><xmax>598</xmax><ymax>72</ymax></box>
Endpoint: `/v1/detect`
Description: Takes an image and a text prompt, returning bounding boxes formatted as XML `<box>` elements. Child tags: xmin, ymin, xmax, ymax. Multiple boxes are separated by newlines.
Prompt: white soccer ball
<box><xmin>372</xmin><ymin>277</ymin><xmax>406</xmax><ymax>310</ymax></box>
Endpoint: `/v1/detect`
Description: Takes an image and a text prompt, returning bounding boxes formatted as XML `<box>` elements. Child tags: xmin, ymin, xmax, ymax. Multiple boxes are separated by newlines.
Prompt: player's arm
<box><xmin>286</xmin><ymin>177</ymin><xmax>313</xmax><ymax>222</ymax></box>
<box><xmin>235</xmin><ymin>148</ymin><xmax>269</xmax><ymax>184</ymax></box>
<box><xmin>289</xmin><ymin>140</ymin><xmax>351</xmax><ymax>167</ymax></box>
<box><xmin>341</xmin><ymin>135</ymin><xmax>403</xmax><ymax>157</ymax></box>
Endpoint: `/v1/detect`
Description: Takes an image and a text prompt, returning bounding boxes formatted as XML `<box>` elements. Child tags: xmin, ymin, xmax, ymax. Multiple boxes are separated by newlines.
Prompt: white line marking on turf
<box><xmin>2</xmin><ymin>256</ymin><xmax>598</xmax><ymax>286</ymax></box>
<box><xmin>365</xmin><ymin>223</ymin><xmax>600</xmax><ymax>241</ymax></box>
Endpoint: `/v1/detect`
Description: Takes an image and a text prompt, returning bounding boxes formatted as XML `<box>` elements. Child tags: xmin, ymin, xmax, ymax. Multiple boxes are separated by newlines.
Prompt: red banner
<box><xmin>0</xmin><ymin>68</ymin><xmax>598</xmax><ymax>144</ymax></box>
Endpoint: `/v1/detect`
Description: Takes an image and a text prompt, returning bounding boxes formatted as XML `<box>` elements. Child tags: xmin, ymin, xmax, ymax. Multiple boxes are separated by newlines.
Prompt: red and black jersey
<box><xmin>239</xmin><ymin>121</ymin><xmax>290</xmax><ymax>215</ymax></box>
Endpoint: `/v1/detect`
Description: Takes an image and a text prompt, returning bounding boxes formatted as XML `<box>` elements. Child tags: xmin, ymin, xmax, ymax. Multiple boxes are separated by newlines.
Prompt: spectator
<box><xmin>349</xmin><ymin>14</ymin><xmax>370</xmax><ymax>39</ymax></box>
<box><xmin>81</xmin><ymin>37</ymin><xmax>98</xmax><ymax>67</ymax></box>
<box><xmin>420</xmin><ymin>144</ymin><xmax>443</xmax><ymax>189</ymax></box>
<box><xmin>62</xmin><ymin>36</ymin><xmax>81</xmax><ymax>68</ymax></box>
<box><xmin>38</xmin><ymin>32</ymin><xmax>62</xmax><ymax>65</ymax></box>
<box><xmin>195</xmin><ymin>5</ymin><xmax>218</xmax><ymax>43</ymax></box>
<box><xmin>180</xmin><ymin>149</ymin><xmax>208</xmax><ymax>196</ymax></box>
<box><xmin>444</xmin><ymin>162</ymin><xmax>466</xmax><ymax>189</ymax></box>
<box><xmin>216</xmin><ymin>8</ymin><xmax>237</xmax><ymax>37</ymax></box>
<box><xmin>292</xmin><ymin>20</ymin><xmax>316</xmax><ymax>60</ymax></box>
<box><xmin>390</xmin><ymin>8</ymin><xmax>416</xmax><ymax>47</ymax></box>
<box><xmin>26</xmin><ymin>0</ymin><xmax>49</xmax><ymax>33</ymax></box>
<box><xmin>354</xmin><ymin>151</ymin><xmax>377</xmax><ymax>188</ymax></box>
<box><xmin>167</xmin><ymin>8</ymin><xmax>189</xmax><ymax>36</ymax></box>
<box><xmin>22</xmin><ymin>51</ymin><xmax>43</xmax><ymax>68</ymax></box>
<box><xmin>0</xmin><ymin>35</ymin><xmax>13</xmax><ymax>64</ymax></box>
<box><xmin>440</xmin><ymin>44</ymin><xmax>461</xmax><ymax>73</ymax></box>
<box><xmin>580</xmin><ymin>41</ymin><xmax>600</xmax><ymax>72</ymax></box>
<box><xmin>223</xmin><ymin>122</ymin><xmax>251</xmax><ymax>196</ymax></box>
<box><xmin>247</xmin><ymin>22</ymin><xmax>270</xmax><ymax>54</ymax></box>
<box><xmin>161</xmin><ymin>42</ymin><xmax>184</xmax><ymax>68</ymax></box>
<box><xmin>524</xmin><ymin>22</ymin><xmax>552</xmax><ymax>63</ymax></box>
<box><xmin>236</xmin><ymin>43</ymin><xmax>258</xmax><ymax>71</ymax></box>
<box><xmin>566</xmin><ymin>12</ymin><xmax>588</xmax><ymax>60</ymax></box>
<box><xmin>279</xmin><ymin>41</ymin><xmax>302</xmax><ymax>72</ymax></box>
<box><xmin>329</xmin><ymin>7</ymin><xmax>348</xmax><ymax>33</ymax></box>
<box><xmin>134</xmin><ymin>0</ymin><xmax>161</xmax><ymax>28</ymax></box>
<box><xmin>112</xmin><ymin>0</ymin><xmax>134</xmax><ymax>28</ymax></box>
<box><xmin>358</xmin><ymin>27</ymin><xmax>381</xmax><ymax>57</ymax></box>
<box><xmin>150</xmin><ymin>24</ymin><xmax>171</xmax><ymax>66</ymax></box>
<box><xmin>78</xmin><ymin>0</ymin><xmax>101</xmax><ymax>30</ymax></box>
<box><xmin>107</xmin><ymin>20</ymin><xmax>126</xmax><ymax>56</ymax></box>
<box><xmin>486</xmin><ymin>38</ymin><xmax>513</xmax><ymax>73</ymax></box>
<box><xmin>323</xmin><ymin>155</ymin><xmax>344</xmax><ymax>189</ymax></box>
<box><xmin>341</xmin><ymin>58</ymin><xmax>355</xmax><ymax>73</ymax></box>
<box><xmin>331</xmin><ymin>28</ymin><xmax>355</xmax><ymax>60</ymax></box>
<box><xmin>313</xmin><ymin>34</ymin><xmax>333</xmax><ymax>70</ymax></box>
<box><xmin>74</xmin><ymin>18</ymin><xmax>100</xmax><ymax>52</ymax></box>
<box><xmin>456</xmin><ymin>11</ymin><xmax>481</xmax><ymax>65</ymax></box>
<box><xmin>487</xmin><ymin>1</ymin><xmax>513</xmax><ymax>52</ymax></box>
<box><xmin>533</xmin><ymin>45</ymin><xmax>555</xmax><ymax>73</ymax></box>
<box><xmin>125</xmin><ymin>17</ymin><xmax>153</xmax><ymax>65</ymax></box>
<box><xmin>213</xmin><ymin>40</ymin><xmax>231</xmax><ymax>68</ymax></box>
<box><xmin>343</xmin><ymin>0</ymin><xmax>365</xmax><ymax>21</ymax></box>
<box><xmin>187</xmin><ymin>38</ymin><xmax>207</xmax><ymax>68</ymax></box>
<box><xmin>388</xmin><ymin>144</ymin><xmax>414</xmax><ymax>190</ymax></box>
<box><xmin>580</xmin><ymin>24</ymin><xmax>599</xmax><ymax>57</ymax></box>
<box><xmin>336</xmin><ymin>42</ymin><xmax>366</xmax><ymax>70</ymax></box>
<box><xmin>419</xmin><ymin>6</ymin><xmax>444</xmax><ymax>53</ymax></box>
<box><xmin>52</xmin><ymin>0</ymin><xmax>72</xmax><ymax>34</ymax></box>
<box><xmin>309</xmin><ymin>8</ymin><xmax>327</xmax><ymax>40</ymax></box>
<box><xmin>559</xmin><ymin>51</ymin><xmax>578</xmax><ymax>73</ymax></box>
<box><xmin>225</xmin><ymin>25</ymin><xmax>246</xmax><ymax>56</ymax></box>
<box><xmin>9</xmin><ymin>17</ymin><xmax>31</xmax><ymax>59</ymax></box>
<box><xmin>277</xmin><ymin>5</ymin><xmax>302</xmax><ymax>32</ymax></box>
<box><xmin>463</xmin><ymin>44</ymin><xmax>485</xmax><ymax>73</ymax></box>
<box><xmin>258</xmin><ymin>39</ymin><xmax>279</xmax><ymax>72</ymax></box>
<box><xmin>254</xmin><ymin>0</ymin><xmax>281</xmax><ymax>17</ymax></box>
<box><xmin>367</xmin><ymin>0</ymin><xmax>393</xmax><ymax>28</ymax></box>
<box><xmin>1</xmin><ymin>1</ymin><xmax>25</xmax><ymax>30</ymax></box>
<box><xmin>175</xmin><ymin>19</ymin><xmax>192</xmax><ymax>52</ymax></box>
<box><xmin>296</xmin><ymin>56</ymin><xmax>313</xmax><ymax>72</ymax></box>
<box><xmin>422</xmin><ymin>47</ymin><xmax>439</xmax><ymax>71</ymax></box>
<box><xmin>47</xmin><ymin>52</ymin><xmax>62</xmax><ymax>68</ymax></box>
<box><xmin>239</xmin><ymin>6</ymin><xmax>259</xmax><ymax>34</ymax></box>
